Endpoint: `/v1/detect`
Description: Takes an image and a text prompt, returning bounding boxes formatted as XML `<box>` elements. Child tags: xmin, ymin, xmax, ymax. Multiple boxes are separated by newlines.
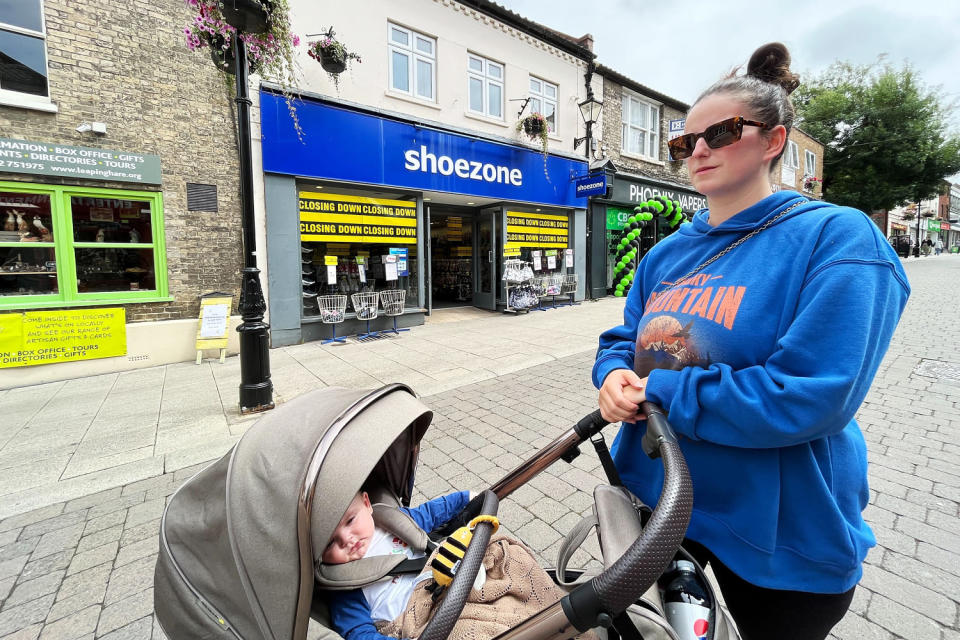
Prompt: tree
<box><xmin>794</xmin><ymin>60</ymin><xmax>960</xmax><ymax>212</ymax></box>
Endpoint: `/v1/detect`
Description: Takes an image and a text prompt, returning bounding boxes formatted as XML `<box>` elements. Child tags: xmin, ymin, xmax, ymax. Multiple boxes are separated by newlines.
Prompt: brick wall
<box><xmin>600</xmin><ymin>77</ymin><xmax>691</xmax><ymax>185</ymax></box>
<box><xmin>0</xmin><ymin>0</ymin><xmax>244</xmax><ymax>322</ymax></box>
<box><xmin>773</xmin><ymin>127</ymin><xmax>824</xmax><ymax>198</ymax></box>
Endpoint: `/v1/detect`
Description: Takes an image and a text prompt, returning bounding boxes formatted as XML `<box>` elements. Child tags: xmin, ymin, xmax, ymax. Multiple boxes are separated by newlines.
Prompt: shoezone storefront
<box><xmin>259</xmin><ymin>91</ymin><xmax>588</xmax><ymax>346</ymax></box>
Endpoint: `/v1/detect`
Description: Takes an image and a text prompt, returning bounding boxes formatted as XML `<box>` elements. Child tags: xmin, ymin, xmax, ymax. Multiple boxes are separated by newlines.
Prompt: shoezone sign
<box><xmin>0</xmin><ymin>308</ymin><xmax>126</xmax><ymax>368</ymax></box>
<box><xmin>505</xmin><ymin>212</ymin><xmax>568</xmax><ymax>250</ymax></box>
<box><xmin>299</xmin><ymin>192</ymin><xmax>416</xmax><ymax>244</ymax></box>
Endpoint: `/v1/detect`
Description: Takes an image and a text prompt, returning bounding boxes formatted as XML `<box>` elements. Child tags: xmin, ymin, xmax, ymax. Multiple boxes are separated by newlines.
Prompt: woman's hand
<box><xmin>598</xmin><ymin>369</ymin><xmax>648</xmax><ymax>423</ymax></box>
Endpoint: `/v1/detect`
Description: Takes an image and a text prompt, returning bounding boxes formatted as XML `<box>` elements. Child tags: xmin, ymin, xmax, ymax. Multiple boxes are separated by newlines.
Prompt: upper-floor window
<box><xmin>804</xmin><ymin>149</ymin><xmax>817</xmax><ymax>176</ymax></box>
<box><xmin>467</xmin><ymin>54</ymin><xmax>503</xmax><ymax>119</ymax></box>
<box><xmin>0</xmin><ymin>0</ymin><xmax>50</xmax><ymax>103</ymax></box>
<box><xmin>388</xmin><ymin>24</ymin><xmax>435</xmax><ymax>101</ymax></box>
<box><xmin>622</xmin><ymin>93</ymin><xmax>659</xmax><ymax>160</ymax></box>
<box><xmin>785</xmin><ymin>141</ymin><xmax>800</xmax><ymax>170</ymax></box>
<box><xmin>528</xmin><ymin>77</ymin><xmax>557</xmax><ymax>133</ymax></box>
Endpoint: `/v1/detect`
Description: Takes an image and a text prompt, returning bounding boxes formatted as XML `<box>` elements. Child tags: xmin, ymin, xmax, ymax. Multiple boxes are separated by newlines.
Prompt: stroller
<box><xmin>155</xmin><ymin>384</ymin><xmax>739</xmax><ymax>640</ymax></box>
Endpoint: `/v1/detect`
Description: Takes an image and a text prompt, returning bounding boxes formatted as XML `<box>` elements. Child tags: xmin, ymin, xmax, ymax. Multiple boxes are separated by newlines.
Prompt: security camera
<box><xmin>76</xmin><ymin>122</ymin><xmax>92</xmax><ymax>133</ymax></box>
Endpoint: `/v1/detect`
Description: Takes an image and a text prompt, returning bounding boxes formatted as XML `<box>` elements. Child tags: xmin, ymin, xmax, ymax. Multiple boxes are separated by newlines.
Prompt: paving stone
<box><xmin>18</xmin><ymin>551</ymin><xmax>71</xmax><ymax>584</ymax></box>
<box><xmin>47</xmin><ymin>566</ymin><xmax>110</xmax><ymax>624</ymax></box>
<box><xmin>0</xmin><ymin>575</ymin><xmax>14</xmax><ymax>602</ymax></box>
<box><xmin>867</xmin><ymin>593</ymin><xmax>943</xmax><ymax>640</ymax></box>
<box><xmin>36</xmin><ymin>605</ymin><xmax>99</xmax><ymax>640</ymax></box>
<box><xmin>0</xmin><ymin>556</ymin><xmax>28</xmax><ymax>582</ymax></box>
<box><xmin>114</xmin><ymin>538</ymin><xmax>158</xmax><ymax>569</ymax></box>
<box><xmin>81</xmin><ymin>511</ymin><xmax>125</xmax><ymax>538</ymax></box>
<box><xmin>830</xmin><ymin>612</ymin><xmax>893</xmax><ymax>640</ymax></box>
<box><xmin>0</xmin><ymin>594</ymin><xmax>54</xmax><ymax>637</ymax></box>
<box><xmin>57</xmin><ymin>563</ymin><xmax>111</xmax><ymax>606</ymax></box>
<box><xmin>119</xmin><ymin>520</ymin><xmax>159</xmax><ymax>548</ymax></box>
<box><xmin>123</xmin><ymin>500</ymin><xmax>165</xmax><ymax>530</ymax></box>
<box><xmin>65</xmin><ymin>542</ymin><xmax>117</xmax><ymax>577</ymax></box>
<box><xmin>98</xmin><ymin>616</ymin><xmax>152</xmax><ymax>640</ymax></box>
<box><xmin>104</xmin><ymin>556</ymin><xmax>155</xmax><ymax>606</ymax></box>
<box><xmin>0</xmin><ymin>623</ymin><xmax>42</xmax><ymax>640</ymax></box>
<box><xmin>96</xmin><ymin>589</ymin><xmax>152</xmax><ymax>637</ymax></box>
<box><xmin>18</xmin><ymin>513</ymin><xmax>88</xmax><ymax>543</ymax></box>
<box><xmin>0</xmin><ymin>506</ymin><xmax>64</xmax><ymax>536</ymax></box>
<box><xmin>4</xmin><ymin>570</ymin><xmax>63</xmax><ymax>608</ymax></box>
<box><xmin>0</xmin><ymin>530</ymin><xmax>20</xmax><ymax>549</ymax></box>
<box><xmin>87</xmin><ymin>494</ymin><xmax>145</xmax><ymax>521</ymax></box>
<box><xmin>30</xmin><ymin>526</ymin><xmax>83</xmax><ymax>562</ymax></box>
<box><xmin>74</xmin><ymin>525</ymin><xmax>122</xmax><ymax>556</ymax></box>
<box><xmin>861</xmin><ymin>563</ymin><xmax>955</xmax><ymax>625</ymax></box>
<box><xmin>62</xmin><ymin>488</ymin><xmax>122</xmax><ymax>514</ymax></box>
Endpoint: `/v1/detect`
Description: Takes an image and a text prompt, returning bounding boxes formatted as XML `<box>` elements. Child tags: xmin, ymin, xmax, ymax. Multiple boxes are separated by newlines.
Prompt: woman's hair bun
<box><xmin>747</xmin><ymin>43</ymin><xmax>800</xmax><ymax>94</ymax></box>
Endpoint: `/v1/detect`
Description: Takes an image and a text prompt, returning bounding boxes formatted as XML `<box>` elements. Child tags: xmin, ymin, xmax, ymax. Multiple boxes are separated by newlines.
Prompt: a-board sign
<box><xmin>196</xmin><ymin>295</ymin><xmax>232</xmax><ymax>351</ymax></box>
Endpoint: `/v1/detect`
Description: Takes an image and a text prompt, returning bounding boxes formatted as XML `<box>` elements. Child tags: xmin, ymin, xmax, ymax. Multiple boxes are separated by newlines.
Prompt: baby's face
<box><xmin>322</xmin><ymin>492</ymin><xmax>376</xmax><ymax>565</ymax></box>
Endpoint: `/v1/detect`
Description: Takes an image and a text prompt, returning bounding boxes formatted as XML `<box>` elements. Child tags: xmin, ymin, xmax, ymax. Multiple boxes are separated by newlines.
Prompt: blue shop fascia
<box><xmin>259</xmin><ymin>89</ymin><xmax>589</xmax><ymax>346</ymax></box>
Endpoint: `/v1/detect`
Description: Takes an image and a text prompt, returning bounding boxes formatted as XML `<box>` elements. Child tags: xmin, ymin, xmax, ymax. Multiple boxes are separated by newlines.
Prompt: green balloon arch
<box><xmin>611</xmin><ymin>195</ymin><xmax>688</xmax><ymax>297</ymax></box>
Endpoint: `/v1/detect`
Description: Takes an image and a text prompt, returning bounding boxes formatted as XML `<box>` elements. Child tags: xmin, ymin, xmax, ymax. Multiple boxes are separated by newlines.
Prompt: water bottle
<box><xmin>661</xmin><ymin>560</ymin><xmax>714</xmax><ymax>640</ymax></box>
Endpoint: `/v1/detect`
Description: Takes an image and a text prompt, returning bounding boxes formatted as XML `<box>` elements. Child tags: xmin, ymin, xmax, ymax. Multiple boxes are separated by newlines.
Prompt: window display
<box><xmin>0</xmin><ymin>182</ymin><xmax>167</xmax><ymax>309</ymax></box>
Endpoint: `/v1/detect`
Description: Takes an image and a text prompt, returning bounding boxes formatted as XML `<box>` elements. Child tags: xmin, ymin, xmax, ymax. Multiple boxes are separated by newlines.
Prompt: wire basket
<box><xmin>317</xmin><ymin>295</ymin><xmax>347</xmax><ymax>324</ymax></box>
<box><xmin>560</xmin><ymin>273</ymin><xmax>578</xmax><ymax>295</ymax></box>
<box><xmin>351</xmin><ymin>291</ymin><xmax>380</xmax><ymax>320</ymax></box>
<box><xmin>379</xmin><ymin>289</ymin><xmax>406</xmax><ymax>316</ymax></box>
<box><xmin>542</xmin><ymin>275</ymin><xmax>564</xmax><ymax>296</ymax></box>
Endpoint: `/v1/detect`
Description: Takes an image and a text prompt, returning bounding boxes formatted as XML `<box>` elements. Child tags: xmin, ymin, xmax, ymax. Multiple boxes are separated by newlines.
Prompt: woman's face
<box><xmin>683</xmin><ymin>93</ymin><xmax>781</xmax><ymax>199</ymax></box>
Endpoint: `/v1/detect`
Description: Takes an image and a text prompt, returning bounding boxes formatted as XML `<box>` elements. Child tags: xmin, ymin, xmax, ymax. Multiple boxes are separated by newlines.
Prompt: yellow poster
<box><xmin>0</xmin><ymin>308</ymin><xmax>127</xmax><ymax>368</ymax></box>
<box><xmin>504</xmin><ymin>211</ymin><xmax>569</xmax><ymax>250</ymax></box>
<box><xmin>299</xmin><ymin>192</ymin><xmax>417</xmax><ymax>244</ymax></box>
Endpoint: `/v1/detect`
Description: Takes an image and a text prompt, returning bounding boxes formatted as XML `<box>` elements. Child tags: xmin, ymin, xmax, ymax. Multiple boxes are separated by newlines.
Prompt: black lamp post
<box><xmin>574</xmin><ymin>63</ymin><xmax>603</xmax><ymax>301</ymax></box>
<box><xmin>234</xmin><ymin>39</ymin><xmax>274</xmax><ymax>414</ymax></box>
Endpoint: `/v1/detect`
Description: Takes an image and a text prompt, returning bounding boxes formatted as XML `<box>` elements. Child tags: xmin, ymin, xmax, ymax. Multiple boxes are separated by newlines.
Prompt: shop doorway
<box><xmin>429</xmin><ymin>212</ymin><xmax>475</xmax><ymax>309</ymax></box>
<box><xmin>426</xmin><ymin>207</ymin><xmax>500</xmax><ymax>312</ymax></box>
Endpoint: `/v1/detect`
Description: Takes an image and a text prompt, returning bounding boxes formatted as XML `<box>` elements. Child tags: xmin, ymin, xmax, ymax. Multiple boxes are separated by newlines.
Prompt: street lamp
<box><xmin>574</xmin><ymin>95</ymin><xmax>604</xmax><ymax>158</ymax></box>
<box><xmin>233</xmin><ymin>40</ymin><xmax>275</xmax><ymax>414</ymax></box>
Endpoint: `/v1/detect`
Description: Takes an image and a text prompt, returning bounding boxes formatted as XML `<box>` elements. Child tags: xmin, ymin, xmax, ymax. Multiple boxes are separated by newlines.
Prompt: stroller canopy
<box><xmin>155</xmin><ymin>384</ymin><xmax>432</xmax><ymax>640</ymax></box>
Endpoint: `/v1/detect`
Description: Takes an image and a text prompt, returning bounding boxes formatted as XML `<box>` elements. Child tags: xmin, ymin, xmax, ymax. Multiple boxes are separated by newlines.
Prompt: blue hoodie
<box><xmin>593</xmin><ymin>191</ymin><xmax>909</xmax><ymax>593</ymax></box>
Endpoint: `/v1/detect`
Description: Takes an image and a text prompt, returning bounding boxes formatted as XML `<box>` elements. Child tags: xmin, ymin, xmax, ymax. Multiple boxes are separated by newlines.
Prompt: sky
<box><xmin>501</xmin><ymin>0</ymin><xmax>960</xmax><ymax>179</ymax></box>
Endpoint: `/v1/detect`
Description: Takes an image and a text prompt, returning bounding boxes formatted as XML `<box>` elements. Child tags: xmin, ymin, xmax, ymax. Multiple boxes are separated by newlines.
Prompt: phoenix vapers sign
<box><xmin>298</xmin><ymin>192</ymin><xmax>417</xmax><ymax>244</ymax></box>
<box><xmin>505</xmin><ymin>212</ymin><xmax>569</xmax><ymax>250</ymax></box>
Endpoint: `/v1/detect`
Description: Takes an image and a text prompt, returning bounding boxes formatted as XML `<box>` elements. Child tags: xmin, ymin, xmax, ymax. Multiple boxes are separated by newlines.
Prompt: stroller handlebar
<box><xmin>419</xmin><ymin>490</ymin><xmax>500</xmax><ymax>640</ymax></box>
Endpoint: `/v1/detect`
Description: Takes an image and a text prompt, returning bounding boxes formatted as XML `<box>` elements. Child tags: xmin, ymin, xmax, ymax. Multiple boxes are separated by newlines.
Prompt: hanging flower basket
<box><xmin>183</xmin><ymin>0</ymin><xmax>303</xmax><ymax>137</ymax></box>
<box><xmin>219</xmin><ymin>0</ymin><xmax>272</xmax><ymax>33</ymax></box>
<box><xmin>802</xmin><ymin>176</ymin><xmax>822</xmax><ymax>192</ymax></box>
<box><xmin>208</xmin><ymin>34</ymin><xmax>236</xmax><ymax>75</ymax></box>
<box><xmin>307</xmin><ymin>32</ymin><xmax>361</xmax><ymax>91</ymax></box>
<box><xmin>517</xmin><ymin>113</ymin><xmax>549</xmax><ymax>156</ymax></box>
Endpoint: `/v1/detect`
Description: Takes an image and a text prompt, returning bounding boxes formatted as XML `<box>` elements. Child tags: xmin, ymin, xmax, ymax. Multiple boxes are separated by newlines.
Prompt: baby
<box><xmin>323</xmin><ymin>490</ymin><xmax>472</xmax><ymax>640</ymax></box>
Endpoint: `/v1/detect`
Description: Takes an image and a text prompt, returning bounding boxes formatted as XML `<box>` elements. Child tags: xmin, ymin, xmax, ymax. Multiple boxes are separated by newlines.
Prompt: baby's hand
<box><xmin>621</xmin><ymin>382</ymin><xmax>647</xmax><ymax>405</ymax></box>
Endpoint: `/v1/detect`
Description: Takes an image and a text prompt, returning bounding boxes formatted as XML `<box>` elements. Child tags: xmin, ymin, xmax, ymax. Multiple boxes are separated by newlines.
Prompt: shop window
<box><xmin>528</xmin><ymin>77</ymin><xmax>557</xmax><ymax>133</ymax></box>
<box><xmin>0</xmin><ymin>0</ymin><xmax>51</xmax><ymax>105</ymax></box>
<box><xmin>621</xmin><ymin>92</ymin><xmax>660</xmax><ymax>160</ymax></box>
<box><xmin>0</xmin><ymin>182</ymin><xmax>168</xmax><ymax>309</ymax></box>
<box><xmin>298</xmin><ymin>186</ymin><xmax>418</xmax><ymax>319</ymax></box>
<box><xmin>388</xmin><ymin>23</ymin><xmax>435</xmax><ymax>102</ymax></box>
<box><xmin>467</xmin><ymin>54</ymin><xmax>503</xmax><ymax>119</ymax></box>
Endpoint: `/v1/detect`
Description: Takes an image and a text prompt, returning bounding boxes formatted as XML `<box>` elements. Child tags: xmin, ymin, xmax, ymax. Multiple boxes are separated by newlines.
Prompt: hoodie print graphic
<box><xmin>633</xmin><ymin>272</ymin><xmax>746</xmax><ymax>378</ymax></box>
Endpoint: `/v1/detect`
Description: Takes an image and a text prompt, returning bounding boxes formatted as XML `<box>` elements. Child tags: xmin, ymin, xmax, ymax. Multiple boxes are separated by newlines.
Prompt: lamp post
<box><xmin>234</xmin><ymin>39</ymin><xmax>274</xmax><ymax>414</ymax></box>
<box><xmin>914</xmin><ymin>200</ymin><xmax>921</xmax><ymax>257</ymax></box>
<box><xmin>574</xmin><ymin>61</ymin><xmax>603</xmax><ymax>300</ymax></box>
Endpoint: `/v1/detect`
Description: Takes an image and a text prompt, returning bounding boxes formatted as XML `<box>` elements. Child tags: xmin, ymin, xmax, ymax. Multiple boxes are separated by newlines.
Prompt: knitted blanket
<box><xmin>378</xmin><ymin>534</ymin><xmax>595</xmax><ymax>640</ymax></box>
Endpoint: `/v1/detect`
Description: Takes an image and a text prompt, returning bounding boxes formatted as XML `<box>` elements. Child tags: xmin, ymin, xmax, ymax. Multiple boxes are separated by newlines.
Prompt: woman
<box><xmin>593</xmin><ymin>43</ymin><xmax>909</xmax><ymax>640</ymax></box>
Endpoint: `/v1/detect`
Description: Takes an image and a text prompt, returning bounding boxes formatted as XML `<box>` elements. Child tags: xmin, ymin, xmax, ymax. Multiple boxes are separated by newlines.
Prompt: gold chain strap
<box><xmin>659</xmin><ymin>199</ymin><xmax>808</xmax><ymax>291</ymax></box>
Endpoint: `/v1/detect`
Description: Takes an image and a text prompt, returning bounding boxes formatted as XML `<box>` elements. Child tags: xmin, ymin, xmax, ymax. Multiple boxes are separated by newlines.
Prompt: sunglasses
<box><xmin>668</xmin><ymin>116</ymin><xmax>771</xmax><ymax>160</ymax></box>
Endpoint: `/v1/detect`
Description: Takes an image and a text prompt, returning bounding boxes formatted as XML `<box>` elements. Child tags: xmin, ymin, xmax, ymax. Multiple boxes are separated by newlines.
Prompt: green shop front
<box><xmin>259</xmin><ymin>92</ymin><xmax>589</xmax><ymax>346</ymax></box>
<box><xmin>587</xmin><ymin>173</ymin><xmax>705</xmax><ymax>297</ymax></box>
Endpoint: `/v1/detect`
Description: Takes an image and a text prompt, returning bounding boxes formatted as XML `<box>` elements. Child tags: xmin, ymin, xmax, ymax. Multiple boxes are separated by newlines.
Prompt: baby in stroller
<box><xmin>320</xmin><ymin>488</ymin><xmax>585</xmax><ymax>640</ymax></box>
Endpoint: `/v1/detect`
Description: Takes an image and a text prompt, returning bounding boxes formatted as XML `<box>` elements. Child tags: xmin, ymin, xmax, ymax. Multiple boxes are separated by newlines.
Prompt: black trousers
<box><xmin>683</xmin><ymin>540</ymin><xmax>856</xmax><ymax>640</ymax></box>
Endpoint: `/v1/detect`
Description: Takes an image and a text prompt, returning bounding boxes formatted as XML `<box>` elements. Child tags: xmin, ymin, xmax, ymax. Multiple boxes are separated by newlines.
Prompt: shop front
<box><xmin>259</xmin><ymin>91</ymin><xmax>588</xmax><ymax>346</ymax></box>
<box><xmin>587</xmin><ymin>173</ymin><xmax>705</xmax><ymax>297</ymax></box>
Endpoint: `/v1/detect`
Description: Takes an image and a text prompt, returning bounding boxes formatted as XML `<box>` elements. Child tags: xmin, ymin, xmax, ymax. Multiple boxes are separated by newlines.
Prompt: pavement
<box><xmin>0</xmin><ymin>255</ymin><xmax>958</xmax><ymax>639</ymax></box>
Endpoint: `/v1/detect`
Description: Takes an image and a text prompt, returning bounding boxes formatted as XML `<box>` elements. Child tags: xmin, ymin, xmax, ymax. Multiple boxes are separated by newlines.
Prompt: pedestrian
<box><xmin>922</xmin><ymin>238</ymin><xmax>932</xmax><ymax>256</ymax></box>
<box><xmin>934</xmin><ymin>236</ymin><xmax>943</xmax><ymax>255</ymax></box>
<box><xmin>593</xmin><ymin>42</ymin><xmax>910</xmax><ymax>640</ymax></box>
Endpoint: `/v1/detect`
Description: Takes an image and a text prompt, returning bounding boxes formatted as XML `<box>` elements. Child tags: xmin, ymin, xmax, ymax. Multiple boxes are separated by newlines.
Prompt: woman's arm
<box><xmin>644</xmin><ymin>260</ymin><xmax>909</xmax><ymax>448</ymax></box>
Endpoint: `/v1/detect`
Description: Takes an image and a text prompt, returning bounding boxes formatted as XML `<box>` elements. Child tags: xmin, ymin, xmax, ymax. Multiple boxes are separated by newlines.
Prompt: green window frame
<box><xmin>0</xmin><ymin>181</ymin><xmax>169</xmax><ymax>310</ymax></box>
